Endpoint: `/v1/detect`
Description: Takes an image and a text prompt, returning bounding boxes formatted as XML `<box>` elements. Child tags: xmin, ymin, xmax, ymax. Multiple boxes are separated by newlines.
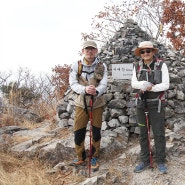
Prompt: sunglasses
<box><xmin>140</xmin><ymin>48</ymin><xmax>153</xmax><ymax>54</ymax></box>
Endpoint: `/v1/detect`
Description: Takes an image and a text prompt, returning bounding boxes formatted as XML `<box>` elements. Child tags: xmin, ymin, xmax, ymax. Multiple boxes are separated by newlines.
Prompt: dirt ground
<box><xmin>58</xmin><ymin>136</ymin><xmax>185</xmax><ymax>185</ymax></box>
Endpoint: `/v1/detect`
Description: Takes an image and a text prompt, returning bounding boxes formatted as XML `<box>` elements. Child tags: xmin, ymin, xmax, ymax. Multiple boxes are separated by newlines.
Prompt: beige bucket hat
<box><xmin>134</xmin><ymin>41</ymin><xmax>158</xmax><ymax>56</ymax></box>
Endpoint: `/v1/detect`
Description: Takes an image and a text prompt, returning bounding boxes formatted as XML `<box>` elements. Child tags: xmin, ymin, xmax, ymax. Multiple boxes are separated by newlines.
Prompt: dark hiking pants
<box><xmin>136</xmin><ymin>102</ymin><xmax>166</xmax><ymax>164</ymax></box>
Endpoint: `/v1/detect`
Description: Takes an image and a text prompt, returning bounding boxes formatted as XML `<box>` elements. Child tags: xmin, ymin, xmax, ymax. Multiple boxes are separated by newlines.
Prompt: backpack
<box><xmin>77</xmin><ymin>60</ymin><xmax>105</xmax><ymax>81</ymax></box>
<box><xmin>134</xmin><ymin>58</ymin><xmax>165</xmax><ymax>112</ymax></box>
<box><xmin>134</xmin><ymin>58</ymin><xmax>163</xmax><ymax>84</ymax></box>
<box><xmin>64</xmin><ymin>59</ymin><xmax>105</xmax><ymax>99</ymax></box>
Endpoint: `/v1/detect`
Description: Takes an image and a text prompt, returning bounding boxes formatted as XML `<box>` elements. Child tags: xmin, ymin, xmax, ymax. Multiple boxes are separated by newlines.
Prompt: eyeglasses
<box><xmin>140</xmin><ymin>48</ymin><xmax>153</xmax><ymax>54</ymax></box>
<box><xmin>84</xmin><ymin>47</ymin><xmax>96</xmax><ymax>51</ymax></box>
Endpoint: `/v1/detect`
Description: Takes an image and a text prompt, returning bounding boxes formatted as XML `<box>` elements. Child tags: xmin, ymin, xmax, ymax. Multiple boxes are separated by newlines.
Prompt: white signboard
<box><xmin>112</xmin><ymin>63</ymin><xmax>133</xmax><ymax>79</ymax></box>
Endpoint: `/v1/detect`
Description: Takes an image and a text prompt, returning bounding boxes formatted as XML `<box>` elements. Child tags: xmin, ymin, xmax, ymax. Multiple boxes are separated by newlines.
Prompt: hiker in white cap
<box><xmin>69</xmin><ymin>40</ymin><xmax>107</xmax><ymax>172</ymax></box>
<box><xmin>131</xmin><ymin>41</ymin><xmax>170</xmax><ymax>174</ymax></box>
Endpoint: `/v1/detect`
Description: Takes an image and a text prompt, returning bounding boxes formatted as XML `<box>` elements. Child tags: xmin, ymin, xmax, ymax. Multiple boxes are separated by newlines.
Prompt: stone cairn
<box><xmin>57</xmin><ymin>19</ymin><xmax>185</xmax><ymax>136</ymax></box>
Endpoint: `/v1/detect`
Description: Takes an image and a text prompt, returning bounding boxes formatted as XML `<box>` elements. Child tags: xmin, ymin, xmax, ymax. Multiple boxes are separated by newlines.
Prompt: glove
<box><xmin>140</xmin><ymin>81</ymin><xmax>152</xmax><ymax>91</ymax></box>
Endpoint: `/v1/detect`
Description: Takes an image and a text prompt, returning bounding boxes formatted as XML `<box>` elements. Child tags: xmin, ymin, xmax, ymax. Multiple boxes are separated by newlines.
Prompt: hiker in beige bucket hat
<box><xmin>131</xmin><ymin>40</ymin><xmax>170</xmax><ymax>174</ymax></box>
<box><xmin>134</xmin><ymin>41</ymin><xmax>158</xmax><ymax>56</ymax></box>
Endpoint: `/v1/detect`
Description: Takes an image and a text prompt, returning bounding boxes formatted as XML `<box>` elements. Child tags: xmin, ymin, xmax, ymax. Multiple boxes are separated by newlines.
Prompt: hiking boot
<box><xmin>134</xmin><ymin>162</ymin><xmax>150</xmax><ymax>173</ymax></box>
<box><xmin>68</xmin><ymin>159</ymin><xmax>86</xmax><ymax>166</ymax></box>
<box><xmin>91</xmin><ymin>157</ymin><xmax>99</xmax><ymax>172</ymax></box>
<box><xmin>158</xmin><ymin>163</ymin><xmax>167</xmax><ymax>174</ymax></box>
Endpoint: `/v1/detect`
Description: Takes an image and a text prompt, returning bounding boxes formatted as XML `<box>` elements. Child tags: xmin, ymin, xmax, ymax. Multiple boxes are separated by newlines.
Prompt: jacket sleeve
<box><xmin>151</xmin><ymin>63</ymin><xmax>170</xmax><ymax>92</ymax></box>
<box><xmin>69</xmin><ymin>61</ymin><xmax>86</xmax><ymax>94</ymax></box>
<box><xmin>95</xmin><ymin>63</ymin><xmax>108</xmax><ymax>96</ymax></box>
<box><xmin>131</xmin><ymin>66</ymin><xmax>149</xmax><ymax>89</ymax></box>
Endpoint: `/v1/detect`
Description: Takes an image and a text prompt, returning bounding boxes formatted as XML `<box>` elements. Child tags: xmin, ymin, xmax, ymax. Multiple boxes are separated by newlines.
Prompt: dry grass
<box><xmin>0</xmin><ymin>152</ymin><xmax>53</xmax><ymax>185</ymax></box>
<box><xmin>0</xmin><ymin>114</ymin><xmax>14</xmax><ymax>127</ymax></box>
<box><xmin>0</xmin><ymin>152</ymin><xmax>87</xmax><ymax>185</ymax></box>
<box><xmin>0</xmin><ymin>114</ymin><xmax>81</xmax><ymax>185</ymax></box>
<box><xmin>0</xmin><ymin>112</ymin><xmax>51</xmax><ymax>130</ymax></box>
<box><xmin>0</xmin><ymin>95</ymin><xmax>82</xmax><ymax>184</ymax></box>
<box><xmin>20</xmin><ymin>119</ymin><xmax>44</xmax><ymax>130</ymax></box>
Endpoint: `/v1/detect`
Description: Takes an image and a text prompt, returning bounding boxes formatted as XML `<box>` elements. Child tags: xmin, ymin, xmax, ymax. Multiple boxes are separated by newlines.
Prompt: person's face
<box><xmin>82</xmin><ymin>47</ymin><xmax>98</xmax><ymax>62</ymax></box>
<box><xmin>140</xmin><ymin>48</ymin><xmax>154</xmax><ymax>62</ymax></box>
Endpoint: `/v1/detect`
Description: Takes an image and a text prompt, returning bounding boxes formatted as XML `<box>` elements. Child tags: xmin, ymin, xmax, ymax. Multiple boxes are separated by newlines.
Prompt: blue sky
<box><xmin>0</xmin><ymin>0</ymin><xmax>114</xmax><ymax>75</ymax></box>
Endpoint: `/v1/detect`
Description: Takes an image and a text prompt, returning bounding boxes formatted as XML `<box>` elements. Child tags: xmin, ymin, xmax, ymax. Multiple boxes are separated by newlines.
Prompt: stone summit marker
<box><xmin>112</xmin><ymin>63</ymin><xmax>133</xmax><ymax>80</ymax></box>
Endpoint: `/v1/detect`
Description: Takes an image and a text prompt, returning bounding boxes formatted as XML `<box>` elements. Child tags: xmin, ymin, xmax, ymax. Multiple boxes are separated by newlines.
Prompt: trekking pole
<box><xmin>145</xmin><ymin>110</ymin><xmax>153</xmax><ymax>170</ymax></box>
<box><xmin>143</xmin><ymin>81</ymin><xmax>153</xmax><ymax>170</ymax></box>
<box><xmin>88</xmin><ymin>95</ymin><xmax>94</xmax><ymax>178</ymax></box>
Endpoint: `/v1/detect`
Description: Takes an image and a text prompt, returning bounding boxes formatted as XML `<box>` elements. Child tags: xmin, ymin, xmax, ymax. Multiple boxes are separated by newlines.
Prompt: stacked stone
<box><xmin>57</xmin><ymin>19</ymin><xmax>185</xmax><ymax>135</ymax></box>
